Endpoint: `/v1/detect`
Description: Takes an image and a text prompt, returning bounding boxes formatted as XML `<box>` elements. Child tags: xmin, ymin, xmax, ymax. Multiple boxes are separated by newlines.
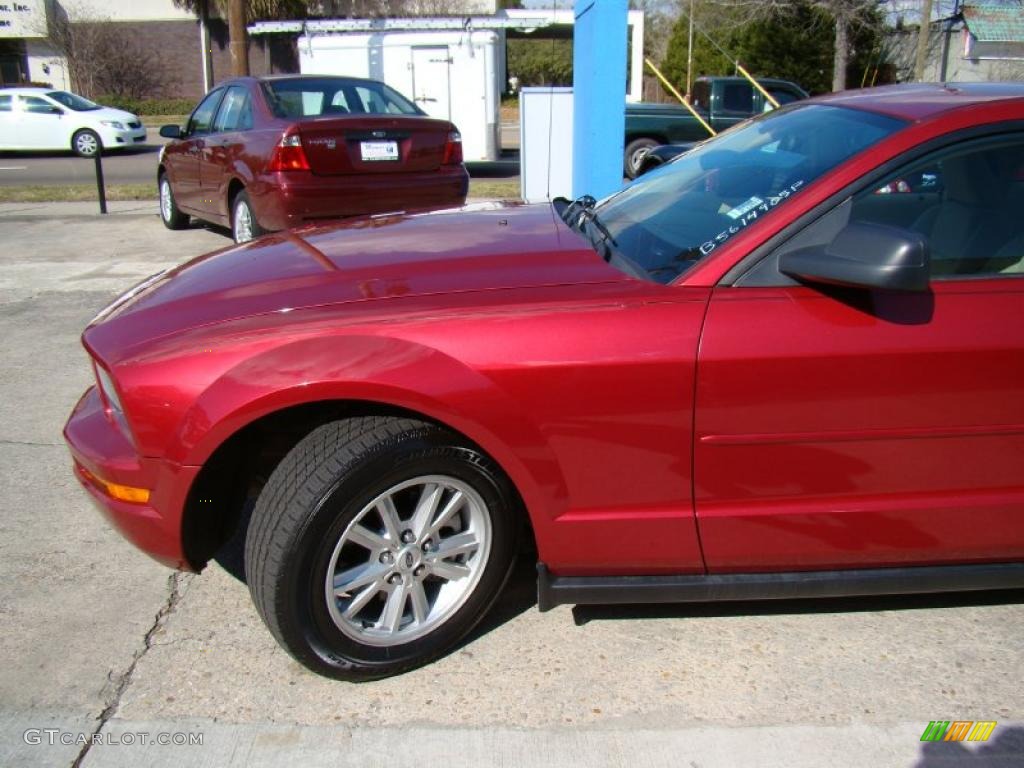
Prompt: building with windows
<box><xmin>888</xmin><ymin>1</ymin><xmax>1024</xmax><ymax>83</ymax></box>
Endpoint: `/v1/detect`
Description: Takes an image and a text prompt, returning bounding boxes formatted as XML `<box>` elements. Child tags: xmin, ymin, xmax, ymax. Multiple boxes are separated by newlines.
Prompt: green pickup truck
<box><xmin>624</xmin><ymin>76</ymin><xmax>808</xmax><ymax>177</ymax></box>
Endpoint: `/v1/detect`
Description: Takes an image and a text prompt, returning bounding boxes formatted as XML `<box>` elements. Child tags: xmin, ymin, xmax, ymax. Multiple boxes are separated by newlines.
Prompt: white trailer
<box><xmin>297</xmin><ymin>28</ymin><xmax>503</xmax><ymax>162</ymax></box>
<box><xmin>249</xmin><ymin>13</ymin><xmax>646</xmax><ymax>165</ymax></box>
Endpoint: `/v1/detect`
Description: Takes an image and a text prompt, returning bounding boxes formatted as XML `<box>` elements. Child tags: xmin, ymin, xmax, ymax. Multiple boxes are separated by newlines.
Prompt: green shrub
<box><xmin>94</xmin><ymin>95</ymin><xmax>195</xmax><ymax>115</ymax></box>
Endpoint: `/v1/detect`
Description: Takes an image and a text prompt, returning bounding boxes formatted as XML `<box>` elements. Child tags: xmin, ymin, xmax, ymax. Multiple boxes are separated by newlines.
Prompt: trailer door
<box><xmin>411</xmin><ymin>46</ymin><xmax>452</xmax><ymax>122</ymax></box>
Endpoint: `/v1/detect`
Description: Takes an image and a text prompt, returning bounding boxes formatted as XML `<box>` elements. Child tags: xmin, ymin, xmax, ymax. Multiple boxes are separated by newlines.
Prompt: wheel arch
<box><xmin>625</xmin><ymin>132</ymin><xmax>667</xmax><ymax>146</ymax></box>
<box><xmin>226</xmin><ymin>177</ymin><xmax>246</xmax><ymax>220</ymax></box>
<box><xmin>181</xmin><ymin>397</ymin><xmax>540</xmax><ymax>572</ymax></box>
<box><xmin>176</xmin><ymin>335</ymin><xmax>558</xmax><ymax>570</ymax></box>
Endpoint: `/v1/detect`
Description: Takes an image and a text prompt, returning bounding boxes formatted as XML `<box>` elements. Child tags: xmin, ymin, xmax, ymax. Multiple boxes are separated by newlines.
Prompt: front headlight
<box><xmin>95</xmin><ymin>363</ymin><xmax>124</xmax><ymax>415</ymax></box>
<box><xmin>94</xmin><ymin>361</ymin><xmax>137</xmax><ymax>444</ymax></box>
<box><xmin>101</xmin><ymin>120</ymin><xmax>125</xmax><ymax>130</ymax></box>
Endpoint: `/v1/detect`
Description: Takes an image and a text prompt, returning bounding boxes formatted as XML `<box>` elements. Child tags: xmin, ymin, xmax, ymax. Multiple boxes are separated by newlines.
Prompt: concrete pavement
<box><xmin>0</xmin><ymin>204</ymin><xmax>1021</xmax><ymax>767</ymax></box>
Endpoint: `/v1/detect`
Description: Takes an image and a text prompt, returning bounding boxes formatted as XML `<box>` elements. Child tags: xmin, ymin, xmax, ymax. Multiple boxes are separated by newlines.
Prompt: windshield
<box><xmin>593</xmin><ymin>104</ymin><xmax>906</xmax><ymax>283</ymax></box>
<box><xmin>262</xmin><ymin>78</ymin><xmax>423</xmax><ymax>119</ymax></box>
<box><xmin>46</xmin><ymin>91</ymin><xmax>100</xmax><ymax>111</ymax></box>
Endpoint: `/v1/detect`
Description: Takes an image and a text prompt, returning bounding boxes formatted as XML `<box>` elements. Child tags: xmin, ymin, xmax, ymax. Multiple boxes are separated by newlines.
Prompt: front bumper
<box><xmin>97</xmin><ymin>125</ymin><xmax>147</xmax><ymax>148</ymax></box>
<box><xmin>63</xmin><ymin>386</ymin><xmax>198</xmax><ymax>570</ymax></box>
<box><xmin>250</xmin><ymin>166</ymin><xmax>470</xmax><ymax>231</ymax></box>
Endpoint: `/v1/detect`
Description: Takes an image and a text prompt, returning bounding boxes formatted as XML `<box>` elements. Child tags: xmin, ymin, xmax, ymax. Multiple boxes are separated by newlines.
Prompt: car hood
<box><xmin>84</xmin><ymin>202</ymin><xmax>628</xmax><ymax>362</ymax></box>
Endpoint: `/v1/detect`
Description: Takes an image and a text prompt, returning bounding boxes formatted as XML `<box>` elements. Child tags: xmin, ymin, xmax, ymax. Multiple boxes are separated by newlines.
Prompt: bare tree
<box><xmin>31</xmin><ymin>2</ymin><xmax>179</xmax><ymax>98</ymax></box>
<box><xmin>814</xmin><ymin>0</ymin><xmax>882</xmax><ymax>90</ymax></box>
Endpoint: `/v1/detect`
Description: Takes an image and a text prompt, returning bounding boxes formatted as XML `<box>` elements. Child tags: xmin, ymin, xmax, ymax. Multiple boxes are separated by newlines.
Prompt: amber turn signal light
<box><xmin>78</xmin><ymin>464</ymin><xmax>151</xmax><ymax>505</ymax></box>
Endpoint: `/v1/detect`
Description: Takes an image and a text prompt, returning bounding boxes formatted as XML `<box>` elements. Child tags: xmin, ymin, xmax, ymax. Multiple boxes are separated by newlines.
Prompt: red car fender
<box><xmin>168</xmin><ymin>334</ymin><xmax>569</xmax><ymax>537</ymax></box>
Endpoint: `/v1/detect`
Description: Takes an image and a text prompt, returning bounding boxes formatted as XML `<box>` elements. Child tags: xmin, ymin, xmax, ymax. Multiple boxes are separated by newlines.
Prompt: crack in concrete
<box><xmin>70</xmin><ymin>571</ymin><xmax>190</xmax><ymax>768</ymax></box>
<box><xmin>0</xmin><ymin>439</ymin><xmax>63</xmax><ymax>448</ymax></box>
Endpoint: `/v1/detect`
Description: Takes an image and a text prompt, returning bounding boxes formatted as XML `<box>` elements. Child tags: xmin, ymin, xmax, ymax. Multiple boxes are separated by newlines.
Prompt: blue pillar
<box><xmin>572</xmin><ymin>0</ymin><xmax>628</xmax><ymax>199</ymax></box>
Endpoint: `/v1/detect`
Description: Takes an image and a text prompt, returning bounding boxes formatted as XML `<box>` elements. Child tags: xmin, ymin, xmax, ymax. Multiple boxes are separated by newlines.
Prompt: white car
<box><xmin>0</xmin><ymin>87</ymin><xmax>146</xmax><ymax>157</ymax></box>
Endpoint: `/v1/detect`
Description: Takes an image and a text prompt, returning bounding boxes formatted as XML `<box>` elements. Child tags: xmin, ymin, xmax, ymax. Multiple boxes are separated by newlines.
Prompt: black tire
<box><xmin>231</xmin><ymin>189</ymin><xmax>266</xmax><ymax>243</ymax></box>
<box><xmin>72</xmin><ymin>129</ymin><xmax>102</xmax><ymax>158</ymax></box>
<box><xmin>245</xmin><ymin>416</ymin><xmax>520</xmax><ymax>680</ymax></box>
<box><xmin>624</xmin><ymin>137</ymin><xmax>660</xmax><ymax>179</ymax></box>
<box><xmin>158</xmin><ymin>174</ymin><xmax>189</xmax><ymax>230</ymax></box>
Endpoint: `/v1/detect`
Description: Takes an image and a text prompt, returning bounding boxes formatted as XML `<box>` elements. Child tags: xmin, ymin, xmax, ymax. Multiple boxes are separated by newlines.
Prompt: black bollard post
<box><xmin>94</xmin><ymin>146</ymin><xmax>107</xmax><ymax>215</ymax></box>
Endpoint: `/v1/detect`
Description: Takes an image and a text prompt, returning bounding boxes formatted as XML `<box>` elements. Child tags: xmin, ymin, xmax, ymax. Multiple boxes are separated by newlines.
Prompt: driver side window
<box><xmin>188</xmin><ymin>89</ymin><xmax>223</xmax><ymax>135</ymax></box>
<box><xmin>739</xmin><ymin>132</ymin><xmax>1024</xmax><ymax>286</ymax></box>
<box><xmin>849</xmin><ymin>135</ymin><xmax>1024</xmax><ymax>278</ymax></box>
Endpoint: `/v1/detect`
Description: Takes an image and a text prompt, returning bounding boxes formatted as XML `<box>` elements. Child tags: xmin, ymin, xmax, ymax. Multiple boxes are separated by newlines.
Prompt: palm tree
<box><xmin>173</xmin><ymin>0</ymin><xmax>311</xmax><ymax>77</ymax></box>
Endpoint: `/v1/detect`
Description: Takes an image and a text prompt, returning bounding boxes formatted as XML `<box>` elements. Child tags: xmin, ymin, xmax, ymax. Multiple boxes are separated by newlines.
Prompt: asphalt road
<box><xmin>0</xmin><ymin>144</ymin><xmax>162</xmax><ymax>187</ymax></box>
<box><xmin>0</xmin><ymin>202</ymin><xmax>1021</xmax><ymax>767</ymax></box>
<box><xmin>0</xmin><ymin>124</ymin><xmax>522</xmax><ymax>187</ymax></box>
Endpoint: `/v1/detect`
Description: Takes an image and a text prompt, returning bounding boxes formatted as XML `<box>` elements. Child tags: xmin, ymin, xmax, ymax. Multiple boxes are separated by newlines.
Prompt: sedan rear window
<box><xmin>263</xmin><ymin>78</ymin><xmax>423</xmax><ymax>119</ymax></box>
<box><xmin>588</xmin><ymin>104</ymin><xmax>907</xmax><ymax>284</ymax></box>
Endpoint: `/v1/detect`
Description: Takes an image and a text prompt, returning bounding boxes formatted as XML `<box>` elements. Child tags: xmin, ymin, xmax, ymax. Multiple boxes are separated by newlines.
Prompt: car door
<box><xmin>201</xmin><ymin>85</ymin><xmax>253</xmax><ymax>224</ymax></box>
<box><xmin>167</xmin><ymin>88</ymin><xmax>224</xmax><ymax>214</ymax></box>
<box><xmin>694</xmin><ymin>130</ymin><xmax>1024</xmax><ymax>572</ymax></box>
<box><xmin>14</xmin><ymin>95</ymin><xmax>67</xmax><ymax>150</ymax></box>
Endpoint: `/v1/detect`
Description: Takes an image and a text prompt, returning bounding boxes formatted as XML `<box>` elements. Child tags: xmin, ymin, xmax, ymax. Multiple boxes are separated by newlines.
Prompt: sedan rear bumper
<box><xmin>63</xmin><ymin>386</ymin><xmax>197</xmax><ymax>570</ymax></box>
<box><xmin>250</xmin><ymin>166</ymin><xmax>470</xmax><ymax>231</ymax></box>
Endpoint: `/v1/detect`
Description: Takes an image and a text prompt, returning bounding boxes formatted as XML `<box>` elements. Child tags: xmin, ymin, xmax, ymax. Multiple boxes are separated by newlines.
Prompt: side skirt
<box><xmin>535</xmin><ymin>562</ymin><xmax>1024</xmax><ymax>612</ymax></box>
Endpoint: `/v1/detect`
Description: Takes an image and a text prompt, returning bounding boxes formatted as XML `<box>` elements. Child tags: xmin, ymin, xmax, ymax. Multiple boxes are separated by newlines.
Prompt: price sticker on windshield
<box><xmin>700</xmin><ymin>181</ymin><xmax>805</xmax><ymax>256</ymax></box>
<box><xmin>360</xmin><ymin>140</ymin><xmax>399</xmax><ymax>162</ymax></box>
<box><xmin>726</xmin><ymin>196</ymin><xmax>765</xmax><ymax>221</ymax></box>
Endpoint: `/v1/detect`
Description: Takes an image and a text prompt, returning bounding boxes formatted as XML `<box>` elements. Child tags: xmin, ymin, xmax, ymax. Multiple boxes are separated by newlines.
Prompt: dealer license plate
<box><xmin>360</xmin><ymin>140</ymin><xmax>399</xmax><ymax>162</ymax></box>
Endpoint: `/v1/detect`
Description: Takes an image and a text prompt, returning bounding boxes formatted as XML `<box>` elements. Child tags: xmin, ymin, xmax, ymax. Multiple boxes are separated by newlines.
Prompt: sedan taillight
<box><xmin>267</xmin><ymin>132</ymin><xmax>310</xmax><ymax>172</ymax></box>
<box><xmin>442</xmin><ymin>130</ymin><xmax>463</xmax><ymax>165</ymax></box>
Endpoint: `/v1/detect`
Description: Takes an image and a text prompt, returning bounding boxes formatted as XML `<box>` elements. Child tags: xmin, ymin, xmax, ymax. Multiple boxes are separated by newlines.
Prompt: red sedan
<box><xmin>157</xmin><ymin>75</ymin><xmax>468</xmax><ymax>243</ymax></box>
<box><xmin>67</xmin><ymin>83</ymin><xmax>1024</xmax><ymax>680</ymax></box>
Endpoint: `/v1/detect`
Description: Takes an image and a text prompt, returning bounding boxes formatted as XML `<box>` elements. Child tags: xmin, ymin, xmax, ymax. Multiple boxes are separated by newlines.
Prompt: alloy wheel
<box><xmin>160</xmin><ymin>180</ymin><xmax>173</xmax><ymax>222</ymax></box>
<box><xmin>233</xmin><ymin>200</ymin><xmax>253</xmax><ymax>243</ymax></box>
<box><xmin>324</xmin><ymin>475</ymin><xmax>492</xmax><ymax>647</ymax></box>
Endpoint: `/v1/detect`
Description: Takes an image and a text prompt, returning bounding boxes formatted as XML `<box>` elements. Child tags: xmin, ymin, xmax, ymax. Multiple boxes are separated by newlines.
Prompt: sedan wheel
<box><xmin>245</xmin><ymin>416</ymin><xmax>519</xmax><ymax>680</ymax></box>
<box><xmin>158</xmin><ymin>175</ymin><xmax>189</xmax><ymax>230</ymax></box>
<box><xmin>231</xmin><ymin>190</ymin><xmax>265</xmax><ymax>243</ymax></box>
<box><xmin>72</xmin><ymin>129</ymin><xmax>101</xmax><ymax>158</ymax></box>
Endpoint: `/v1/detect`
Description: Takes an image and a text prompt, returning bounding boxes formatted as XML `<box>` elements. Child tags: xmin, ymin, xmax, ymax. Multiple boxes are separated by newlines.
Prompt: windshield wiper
<box><xmin>580</xmin><ymin>207</ymin><xmax>617</xmax><ymax>250</ymax></box>
<box><xmin>555</xmin><ymin>195</ymin><xmax>619</xmax><ymax>261</ymax></box>
<box><xmin>558</xmin><ymin>194</ymin><xmax>595</xmax><ymax>228</ymax></box>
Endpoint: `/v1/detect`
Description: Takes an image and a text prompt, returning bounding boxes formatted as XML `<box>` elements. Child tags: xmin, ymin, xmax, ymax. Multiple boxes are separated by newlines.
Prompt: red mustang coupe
<box><xmin>67</xmin><ymin>83</ymin><xmax>1024</xmax><ymax>680</ymax></box>
<box><xmin>157</xmin><ymin>75</ymin><xmax>468</xmax><ymax>243</ymax></box>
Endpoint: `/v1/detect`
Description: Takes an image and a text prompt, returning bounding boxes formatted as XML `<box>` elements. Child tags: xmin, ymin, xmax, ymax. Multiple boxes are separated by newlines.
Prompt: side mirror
<box><xmin>779</xmin><ymin>221</ymin><xmax>930</xmax><ymax>292</ymax></box>
<box><xmin>159</xmin><ymin>124</ymin><xmax>182</xmax><ymax>139</ymax></box>
<box><xmin>46</xmin><ymin>106</ymin><xmax>64</xmax><ymax>115</ymax></box>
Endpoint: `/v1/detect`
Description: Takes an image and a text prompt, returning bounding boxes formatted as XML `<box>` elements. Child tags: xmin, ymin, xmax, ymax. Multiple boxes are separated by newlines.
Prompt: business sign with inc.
<box><xmin>0</xmin><ymin>1</ymin><xmax>47</xmax><ymax>38</ymax></box>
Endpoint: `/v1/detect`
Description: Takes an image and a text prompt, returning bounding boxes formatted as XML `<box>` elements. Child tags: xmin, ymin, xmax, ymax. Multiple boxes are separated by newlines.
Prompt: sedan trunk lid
<box><xmin>298</xmin><ymin>116</ymin><xmax>453</xmax><ymax>176</ymax></box>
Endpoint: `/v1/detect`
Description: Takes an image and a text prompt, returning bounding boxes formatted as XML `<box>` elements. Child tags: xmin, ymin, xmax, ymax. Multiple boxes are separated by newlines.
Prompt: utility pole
<box><xmin>914</xmin><ymin>0</ymin><xmax>934</xmax><ymax>81</ymax></box>
<box><xmin>228</xmin><ymin>0</ymin><xmax>249</xmax><ymax>77</ymax></box>
<box><xmin>686</xmin><ymin>0</ymin><xmax>694</xmax><ymax>97</ymax></box>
